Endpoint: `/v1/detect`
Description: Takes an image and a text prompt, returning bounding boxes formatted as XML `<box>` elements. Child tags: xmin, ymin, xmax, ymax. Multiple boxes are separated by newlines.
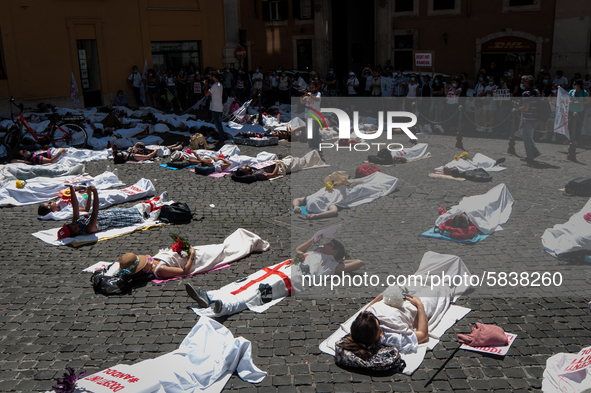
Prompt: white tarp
<box><xmin>76</xmin><ymin>316</ymin><xmax>266</xmax><ymax>393</ymax></box>
<box><xmin>39</xmin><ymin>178</ymin><xmax>155</xmax><ymax>220</ymax></box>
<box><xmin>0</xmin><ymin>162</ymin><xmax>85</xmax><ymax>187</ymax></box>
<box><xmin>435</xmin><ymin>183</ymin><xmax>514</xmax><ymax>234</ymax></box>
<box><xmin>392</xmin><ymin>143</ymin><xmax>431</xmax><ymax>162</ymax></box>
<box><xmin>0</xmin><ymin>171</ymin><xmax>123</xmax><ymax>207</ymax></box>
<box><xmin>305</xmin><ymin>172</ymin><xmax>399</xmax><ymax>213</ymax></box>
<box><xmin>542</xmin><ymin>197</ymin><xmax>591</xmax><ymax>256</ymax></box>
<box><xmin>319</xmin><ymin>251</ymin><xmax>472</xmax><ymax>375</ymax></box>
<box><xmin>435</xmin><ymin>153</ymin><xmax>506</xmax><ymax>173</ymax></box>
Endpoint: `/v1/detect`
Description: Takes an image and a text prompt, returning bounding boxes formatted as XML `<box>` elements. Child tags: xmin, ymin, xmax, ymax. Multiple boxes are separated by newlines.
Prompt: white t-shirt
<box><xmin>270</xmin><ymin>75</ymin><xmax>279</xmax><ymax>88</ymax></box>
<box><xmin>291</xmin><ymin>251</ymin><xmax>340</xmax><ymax>293</ymax></box>
<box><xmin>252</xmin><ymin>72</ymin><xmax>263</xmax><ymax>89</ymax></box>
<box><xmin>553</xmin><ymin>76</ymin><xmax>568</xmax><ymax>87</ymax></box>
<box><xmin>347</xmin><ymin>77</ymin><xmax>359</xmax><ymax>95</ymax></box>
<box><xmin>209</xmin><ymin>82</ymin><xmax>223</xmax><ymax>113</ymax></box>
<box><xmin>128</xmin><ymin>72</ymin><xmax>142</xmax><ymax>88</ymax></box>
<box><xmin>446</xmin><ymin>86</ymin><xmax>461</xmax><ymax>104</ymax></box>
<box><xmin>297</xmin><ymin>77</ymin><xmax>308</xmax><ymax>91</ymax></box>
<box><xmin>406</xmin><ymin>83</ymin><xmax>419</xmax><ymax>98</ymax></box>
<box><xmin>365</xmin><ymin>76</ymin><xmax>373</xmax><ymax>91</ymax></box>
<box><xmin>303</xmin><ymin>91</ymin><xmax>321</xmax><ymax>115</ymax></box>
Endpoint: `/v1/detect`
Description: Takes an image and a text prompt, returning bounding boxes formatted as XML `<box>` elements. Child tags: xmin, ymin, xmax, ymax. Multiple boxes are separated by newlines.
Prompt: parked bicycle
<box><xmin>0</xmin><ymin>97</ymin><xmax>87</xmax><ymax>161</ymax></box>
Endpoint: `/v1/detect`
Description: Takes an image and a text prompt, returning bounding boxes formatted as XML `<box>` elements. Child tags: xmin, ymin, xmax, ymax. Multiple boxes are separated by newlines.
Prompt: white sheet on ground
<box><xmin>54</xmin><ymin>147</ymin><xmax>111</xmax><ymax>163</ymax></box>
<box><xmin>269</xmin><ymin>150</ymin><xmax>330</xmax><ymax>181</ymax></box>
<box><xmin>76</xmin><ymin>316</ymin><xmax>266</xmax><ymax>393</ymax></box>
<box><xmin>542</xmin><ymin>197</ymin><xmax>591</xmax><ymax>255</ymax></box>
<box><xmin>319</xmin><ymin>251</ymin><xmax>471</xmax><ymax>375</ymax></box>
<box><xmin>305</xmin><ymin>172</ymin><xmax>398</xmax><ymax>213</ymax></box>
<box><xmin>151</xmin><ymin>228</ymin><xmax>270</xmax><ymax>278</ymax></box>
<box><xmin>435</xmin><ymin>183</ymin><xmax>514</xmax><ymax>234</ymax></box>
<box><xmin>542</xmin><ymin>346</ymin><xmax>591</xmax><ymax>393</ymax></box>
<box><xmin>0</xmin><ymin>162</ymin><xmax>84</xmax><ymax>187</ymax></box>
<box><xmin>225</xmin><ymin>152</ymin><xmax>278</xmax><ymax>172</ymax></box>
<box><xmin>393</xmin><ymin>143</ymin><xmax>431</xmax><ymax>161</ymax></box>
<box><xmin>435</xmin><ymin>153</ymin><xmax>506</xmax><ymax>173</ymax></box>
<box><xmin>0</xmin><ymin>171</ymin><xmax>123</xmax><ymax>207</ymax></box>
<box><xmin>39</xmin><ymin>178</ymin><xmax>155</xmax><ymax>220</ymax></box>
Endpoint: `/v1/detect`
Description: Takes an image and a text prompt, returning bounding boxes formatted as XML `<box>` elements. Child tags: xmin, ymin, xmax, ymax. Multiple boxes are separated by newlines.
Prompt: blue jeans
<box><xmin>212</xmin><ymin>111</ymin><xmax>225</xmax><ymax>143</ymax></box>
<box><xmin>522</xmin><ymin>120</ymin><xmax>539</xmax><ymax>159</ymax></box>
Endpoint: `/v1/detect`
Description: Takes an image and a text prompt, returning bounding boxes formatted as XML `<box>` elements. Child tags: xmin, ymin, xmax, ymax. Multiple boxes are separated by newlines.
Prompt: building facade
<box><xmin>239</xmin><ymin>0</ymin><xmax>590</xmax><ymax>82</ymax></box>
<box><xmin>0</xmin><ymin>0</ymin><xmax>226</xmax><ymax>110</ymax></box>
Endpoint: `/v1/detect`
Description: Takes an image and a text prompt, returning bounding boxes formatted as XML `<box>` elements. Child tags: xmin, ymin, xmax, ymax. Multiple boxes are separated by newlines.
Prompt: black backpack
<box><xmin>462</xmin><ymin>168</ymin><xmax>492</xmax><ymax>182</ymax></box>
<box><xmin>565</xmin><ymin>178</ymin><xmax>591</xmax><ymax>197</ymax></box>
<box><xmin>159</xmin><ymin>202</ymin><xmax>193</xmax><ymax>224</ymax></box>
<box><xmin>368</xmin><ymin>148</ymin><xmax>393</xmax><ymax>165</ymax></box>
<box><xmin>91</xmin><ymin>266</ymin><xmax>133</xmax><ymax>296</ymax></box>
<box><xmin>537</xmin><ymin>99</ymin><xmax>552</xmax><ymax>122</ymax></box>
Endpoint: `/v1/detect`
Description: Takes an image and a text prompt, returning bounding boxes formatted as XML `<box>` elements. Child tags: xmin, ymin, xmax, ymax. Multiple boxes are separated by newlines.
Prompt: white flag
<box><xmin>139</xmin><ymin>59</ymin><xmax>148</xmax><ymax>106</ymax></box>
<box><xmin>70</xmin><ymin>72</ymin><xmax>79</xmax><ymax>109</ymax></box>
<box><xmin>554</xmin><ymin>86</ymin><xmax>570</xmax><ymax>140</ymax></box>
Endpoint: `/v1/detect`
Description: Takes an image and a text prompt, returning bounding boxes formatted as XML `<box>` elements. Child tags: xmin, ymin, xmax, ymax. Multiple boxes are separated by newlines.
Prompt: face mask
<box><xmin>180</xmin><ymin>71</ymin><xmax>184</xmax><ymax>74</ymax></box>
<box><xmin>543</xmin><ymin>79</ymin><xmax>548</xmax><ymax>83</ymax></box>
<box><xmin>411</xmin><ymin>77</ymin><xmax>415</xmax><ymax>81</ymax></box>
<box><xmin>134</xmin><ymin>70</ymin><xmax>138</xmax><ymax>74</ymax></box>
<box><xmin>520</xmin><ymin>83</ymin><xmax>525</xmax><ymax>90</ymax></box>
<box><xmin>541</xmin><ymin>68</ymin><xmax>545</xmax><ymax>72</ymax></box>
<box><xmin>149</xmin><ymin>73</ymin><xmax>153</xmax><ymax>76</ymax></box>
<box><xmin>329</xmin><ymin>71</ymin><xmax>333</xmax><ymax>75</ymax></box>
<box><xmin>314</xmin><ymin>77</ymin><xmax>319</xmax><ymax>80</ymax></box>
<box><xmin>256</xmin><ymin>69</ymin><xmax>259</xmax><ymax>72</ymax></box>
<box><xmin>489</xmin><ymin>81</ymin><xmax>494</xmax><ymax>86</ymax></box>
<box><xmin>435</xmin><ymin>81</ymin><xmax>439</xmax><ymax>84</ymax></box>
<box><xmin>507</xmin><ymin>73</ymin><xmax>512</xmax><ymax>77</ymax></box>
<box><xmin>230</xmin><ymin>66</ymin><xmax>234</xmax><ymax>69</ymax></box>
<box><xmin>503</xmin><ymin>73</ymin><xmax>507</xmax><ymax>77</ymax></box>
<box><xmin>119</xmin><ymin>94</ymin><xmax>123</xmax><ymax>97</ymax></box>
<box><xmin>282</xmin><ymin>73</ymin><xmax>286</xmax><ymax>76</ymax></box>
<box><xmin>479</xmin><ymin>77</ymin><xmax>483</xmax><ymax>81</ymax></box>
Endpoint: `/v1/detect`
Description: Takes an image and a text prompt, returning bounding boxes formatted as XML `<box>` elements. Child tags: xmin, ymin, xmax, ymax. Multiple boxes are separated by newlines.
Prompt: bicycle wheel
<box><xmin>0</xmin><ymin>125</ymin><xmax>22</xmax><ymax>161</ymax></box>
<box><xmin>51</xmin><ymin>123</ymin><xmax>87</xmax><ymax>148</ymax></box>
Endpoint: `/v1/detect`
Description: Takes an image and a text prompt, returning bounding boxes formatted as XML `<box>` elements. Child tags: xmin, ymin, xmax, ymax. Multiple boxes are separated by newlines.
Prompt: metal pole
<box><xmin>425</xmin><ymin>346</ymin><xmax>461</xmax><ymax>387</ymax></box>
<box><xmin>410</xmin><ymin>102</ymin><xmax>418</xmax><ymax>145</ymax></box>
<box><xmin>567</xmin><ymin>112</ymin><xmax>578</xmax><ymax>161</ymax></box>
<box><xmin>508</xmin><ymin>108</ymin><xmax>517</xmax><ymax>155</ymax></box>
<box><xmin>455</xmin><ymin>105</ymin><xmax>464</xmax><ymax>150</ymax></box>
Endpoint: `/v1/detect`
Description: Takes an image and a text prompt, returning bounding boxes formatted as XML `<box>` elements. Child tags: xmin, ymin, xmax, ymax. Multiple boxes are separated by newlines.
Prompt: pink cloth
<box><xmin>457</xmin><ymin>322</ymin><xmax>508</xmax><ymax>347</ymax></box>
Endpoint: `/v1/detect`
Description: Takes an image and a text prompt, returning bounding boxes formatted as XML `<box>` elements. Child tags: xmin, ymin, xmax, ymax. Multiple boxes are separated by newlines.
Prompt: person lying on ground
<box><xmin>436</xmin><ymin>212</ymin><xmax>478</xmax><ymax>240</ymax></box>
<box><xmin>336</xmin><ymin>253</ymin><xmax>469</xmax><ymax>357</ymax></box>
<box><xmin>111</xmin><ymin>228</ymin><xmax>269</xmax><ymax>280</ymax></box>
<box><xmin>57</xmin><ymin>185</ymin><xmax>168</xmax><ymax>239</ymax></box>
<box><xmin>233</xmin><ymin>150</ymin><xmax>326</xmax><ymax>181</ymax></box>
<box><xmin>185</xmin><ymin>234</ymin><xmax>365</xmax><ymax>316</ymax></box>
<box><xmin>113</xmin><ymin>142</ymin><xmax>183</xmax><ymax>164</ymax></box>
<box><xmin>11</xmin><ymin>148</ymin><xmax>67</xmax><ymax>165</ymax></box>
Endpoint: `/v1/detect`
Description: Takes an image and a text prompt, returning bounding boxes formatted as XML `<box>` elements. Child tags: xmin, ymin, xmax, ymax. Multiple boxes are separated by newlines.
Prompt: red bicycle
<box><xmin>1</xmin><ymin>97</ymin><xmax>88</xmax><ymax>160</ymax></box>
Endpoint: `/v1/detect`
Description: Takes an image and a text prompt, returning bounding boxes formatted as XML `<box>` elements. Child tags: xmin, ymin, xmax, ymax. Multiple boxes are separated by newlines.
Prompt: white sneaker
<box><xmin>159</xmin><ymin>191</ymin><xmax>169</xmax><ymax>203</ymax></box>
<box><xmin>112</xmin><ymin>168</ymin><xmax>119</xmax><ymax>177</ymax></box>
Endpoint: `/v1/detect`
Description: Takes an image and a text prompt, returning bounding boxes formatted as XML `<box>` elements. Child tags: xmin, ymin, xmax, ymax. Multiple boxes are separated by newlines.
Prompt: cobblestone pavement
<box><xmin>1</xmin><ymin>132</ymin><xmax>590</xmax><ymax>392</ymax></box>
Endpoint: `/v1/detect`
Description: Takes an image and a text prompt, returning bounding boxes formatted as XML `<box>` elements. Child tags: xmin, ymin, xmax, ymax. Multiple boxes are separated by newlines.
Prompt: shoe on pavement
<box><xmin>494</xmin><ymin>157</ymin><xmax>506</xmax><ymax>166</ymax></box>
<box><xmin>213</xmin><ymin>300</ymin><xmax>223</xmax><ymax>314</ymax></box>
<box><xmin>533</xmin><ymin>151</ymin><xmax>541</xmax><ymax>159</ymax></box>
<box><xmin>185</xmin><ymin>284</ymin><xmax>211</xmax><ymax>308</ymax></box>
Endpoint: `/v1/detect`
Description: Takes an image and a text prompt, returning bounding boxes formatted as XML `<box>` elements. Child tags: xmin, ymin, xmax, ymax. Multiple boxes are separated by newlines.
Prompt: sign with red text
<box><xmin>558</xmin><ymin>346</ymin><xmax>591</xmax><ymax>376</ymax></box>
<box><xmin>460</xmin><ymin>333</ymin><xmax>517</xmax><ymax>356</ymax></box>
<box><xmin>414</xmin><ymin>52</ymin><xmax>433</xmax><ymax>67</ymax></box>
<box><xmin>77</xmin><ymin>364</ymin><xmax>157</xmax><ymax>393</ymax></box>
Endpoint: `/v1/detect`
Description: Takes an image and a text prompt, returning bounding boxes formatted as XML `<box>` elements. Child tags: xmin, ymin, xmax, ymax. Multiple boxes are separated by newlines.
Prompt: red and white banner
<box><xmin>415</xmin><ymin>53</ymin><xmax>432</xmax><ymax>67</ymax></box>
<box><xmin>460</xmin><ymin>332</ymin><xmax>517</xmax><ymax>356</ymax></box>
<box><xmin>558</xmin><ymin>346</ymin><xmax>591</xmax><ymax>376</ymax></box>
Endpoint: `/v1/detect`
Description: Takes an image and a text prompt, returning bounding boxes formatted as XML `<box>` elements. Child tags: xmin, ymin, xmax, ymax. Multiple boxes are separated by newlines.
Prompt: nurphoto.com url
<box><xmin>303</xmin><ymin>271</ymin><xmax>564</xmax><ymax>291</ymax></box>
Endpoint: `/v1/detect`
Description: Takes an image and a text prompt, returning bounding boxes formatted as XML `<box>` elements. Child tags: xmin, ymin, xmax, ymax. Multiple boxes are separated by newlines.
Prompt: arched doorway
<box><xmin>476</xmin><ymin>30</ymin><xmax>543</xmax><ymax>78</ymax></box>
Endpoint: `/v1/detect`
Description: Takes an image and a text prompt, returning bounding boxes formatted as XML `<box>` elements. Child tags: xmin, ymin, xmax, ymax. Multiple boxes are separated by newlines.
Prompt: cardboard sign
<box><xmin>415</xmin><ymin>52</ymin><xmax>432</xmax><ymax>67</ymax></box>
<box><xmin>558</xmin><ymin>346</ymin><xmax>591</xmax><ymax>376</ymax></box>
<box><xmin>493</xmin><ymin>89</ymin><xmax>510</xmax><ymax>101</ymax></box>
<box><xmin>460</xmin><ymin>333</ymin><xmax>517</xmax><ymax>356</ymax></box>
